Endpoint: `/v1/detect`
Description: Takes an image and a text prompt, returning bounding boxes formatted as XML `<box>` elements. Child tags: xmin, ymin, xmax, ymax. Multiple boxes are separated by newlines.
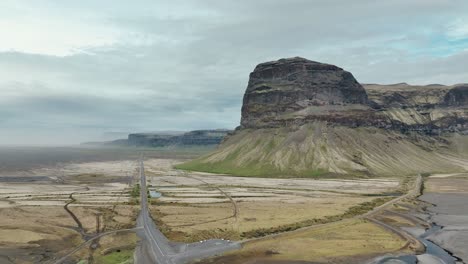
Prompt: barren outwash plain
<box><xmin>1</xmin><ymin>147</ymin><xmax>466</xmax><ymax>264</ymax></box>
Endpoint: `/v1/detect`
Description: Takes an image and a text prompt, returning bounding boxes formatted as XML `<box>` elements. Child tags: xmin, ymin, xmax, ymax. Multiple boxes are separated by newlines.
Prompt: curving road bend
<box><xmin>135</xmin><ymin>159</ymin><xmax>241</xmax><ymax>264</ymax></box>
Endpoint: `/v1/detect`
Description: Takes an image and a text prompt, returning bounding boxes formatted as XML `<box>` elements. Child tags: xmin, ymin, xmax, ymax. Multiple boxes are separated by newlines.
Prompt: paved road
<box><xmin>135</xmin><ymin>159</ymin><xmax>241</xmax><ymax>264</ymax></box>
<box><xmin>136</xmin><ymin>159</ymin><xmax>175</xmax><ymax>264</ymax></box>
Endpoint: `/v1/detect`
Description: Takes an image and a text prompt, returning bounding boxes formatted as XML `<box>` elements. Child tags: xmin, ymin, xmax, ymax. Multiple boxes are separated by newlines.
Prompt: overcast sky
<box><xmin>1</xmin><ymin>0</ymin><xmax>468</xmax><ymax>145</ymax></box>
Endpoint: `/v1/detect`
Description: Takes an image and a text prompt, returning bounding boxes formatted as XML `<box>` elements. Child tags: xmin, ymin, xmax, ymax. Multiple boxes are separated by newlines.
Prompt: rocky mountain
<box><xmin>364</xmin><ymin>83</ymin><xmax>468</xmax><ymax>134</ymax></box>
<box><xmin>240</xmin><ymin>58</ymin><xmax>467</xmax><ymax>134</ymax></box>
<box><xmin>82</xmin><ymin>130</ymin><xmax>232</xmax><ymax>147</ymax></box>
<box><xmin>241</xmin><ymin>57</ymin><xmax>368</xmax><ymax>128</ymax></box>
<box><xmin>444</xmin><ymin>85</ymin><xmax>468</xmax><ymax>106</ymax></box>
<box><xmin>127</xmin><ymin>130</ymin><xmax>232</xmax><ymax>147</ymax></box>
<box><xmin>177</xmin><ymin>57</ymin><xmax>468</xmax><ymax>177</ymax></box>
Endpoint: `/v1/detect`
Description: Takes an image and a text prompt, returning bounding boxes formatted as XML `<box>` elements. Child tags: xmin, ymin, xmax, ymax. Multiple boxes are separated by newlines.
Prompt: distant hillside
<box><xmin>364</xmin><ymin>83</ymin><xmax>468</xmax><ymax>133</ymax></box>
<box><xmin>127</xmin><ymin>130</ymin><xmax>232</xmax><ymax>147</ymax></box>
<box><xmin>177</xmin><ymin>57</ymin><xmax>468</xmax><ymax>177</ymax></box>
<box><xmin>82</xmin><ymin>130</ymin><xmax>232</xmax><ymax>148</ymax></box>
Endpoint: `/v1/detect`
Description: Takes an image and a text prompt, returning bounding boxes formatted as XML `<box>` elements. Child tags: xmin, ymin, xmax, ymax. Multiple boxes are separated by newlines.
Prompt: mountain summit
<box><xmin>241</xmin><ymin>57</ymin><xmax>368</xmax><ymax>128</ymax></box>
<box><xmin>178</xmin><ymin>58</ymin><xmax>468</xmax><ymax>177</ymax></box>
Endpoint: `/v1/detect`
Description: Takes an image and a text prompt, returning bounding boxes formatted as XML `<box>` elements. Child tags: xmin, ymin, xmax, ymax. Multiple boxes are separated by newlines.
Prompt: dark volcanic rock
<box><xmin>127</xmin><ymin>130</ymin><xmax>231</xmax><ymax>147</ymax></box>
<box><xmin>241</xmin><ymin>57</ymin><xmax>368</xmax><ymax>128</ymax></box>
<box><xmin>239</xmin><ymin>57</ymin><xmax>467</xmax><ymax>134</ymax></box>
<box><xmin>444</xmin><ymin>85</ymin><xmax>468</xmax><ymax>106</ymax></box>
<box><xmin>365</xmin><ymin>83</ymin><xmax>468</xmax><ymax>134</ymax></box>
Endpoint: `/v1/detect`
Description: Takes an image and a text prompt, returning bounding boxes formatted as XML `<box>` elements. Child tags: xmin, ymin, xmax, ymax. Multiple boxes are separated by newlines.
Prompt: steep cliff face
<box><xmin>241</xmin><ymin>57</ymin><xmax>368</xmax><ymax>128</ymax></box>
<box><xmin>178</xmin><ymin>58</ymin><xmax>468</xmax><ymax>177</ymax></box>
<box><xmin>240</xmin><ymin>58</ymin><xmax>467</xmax><ymax>135</ymax></box>
<box><xmin>444</xmin><ymin>85</ymin><xmax>468</xmax><ymax>106</ymax></box>
<box><xmin>364</xmin><ymin>83</ymin><xmax>449</xmax><ymax>107</ymax></box>
<box><xmin>364</xmin><ymin>83</ymin><xmax>468</xmax><ymax>134</ymax></box>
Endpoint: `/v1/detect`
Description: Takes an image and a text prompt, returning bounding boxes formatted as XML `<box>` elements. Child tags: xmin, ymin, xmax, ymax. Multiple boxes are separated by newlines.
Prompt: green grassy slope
<box><xmin>176</xmin><ymin>122</ymin><xmax>467</xmax><ymax>178</ymax></box>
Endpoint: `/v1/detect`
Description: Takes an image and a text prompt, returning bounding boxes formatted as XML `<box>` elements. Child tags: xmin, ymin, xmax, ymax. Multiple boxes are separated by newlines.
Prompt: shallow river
<box><xmin>374</xmin><ymin>224</ymin><xmax>457</xmax><ymax>264</ymax></box>
<box><xmin>372</xmin><ymin>191</ymin><xmax>467</xmax><ymax>264</ymax></box>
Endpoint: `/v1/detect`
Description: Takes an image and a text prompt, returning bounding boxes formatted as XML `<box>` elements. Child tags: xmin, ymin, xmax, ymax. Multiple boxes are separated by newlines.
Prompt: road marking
<box><xmin>139</xmin><ymin>160</ymin><xmax>173</xmax><ymax>264</ymax></box>
<box><xmin>137</xmin><ymin>159</ymin><xmax>239</xmax><ymax>264</ymax></box>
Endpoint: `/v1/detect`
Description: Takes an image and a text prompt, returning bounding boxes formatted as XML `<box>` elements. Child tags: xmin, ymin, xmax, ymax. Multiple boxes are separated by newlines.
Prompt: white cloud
<box><xmin>1</xmin><ymin>0</ymin><xmax>468</xmax><ymax>144</ymax></box>
<box><xmin>0</xmin><ymin>1</ymin><xmax>121</xmax><ymax>56</ymax></box>
<box><xmin>446</xmin><ymin>18</ymin><xmax>468</xmax><ymax>40</ymax></box>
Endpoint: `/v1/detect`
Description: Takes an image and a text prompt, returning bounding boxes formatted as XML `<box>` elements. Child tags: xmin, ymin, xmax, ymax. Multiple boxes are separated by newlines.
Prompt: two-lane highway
<box><xmin>136</xmin><ymin>159</ymin><xmax>175</xmax><ymax>264</ymax></box>
<box><xmin>135</xmin><ymin>158</ymin><xmax>241</xmax><ymax>264</ymax></box>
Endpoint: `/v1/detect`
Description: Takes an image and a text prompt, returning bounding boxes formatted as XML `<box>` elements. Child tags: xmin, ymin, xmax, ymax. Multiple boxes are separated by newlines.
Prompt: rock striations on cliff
<box><xmin>444</xmin><ymin>85</ymin><xmax>468</xmax><ymax>106</ymax></box>
<box><xmin>241</xmin><ymin>57</ymin><xmax>467</xmax><ymax>134</ymax></box>
<box><xmin>178</xmin><ymin>57</ymin><xmax>468</xmax><ymax>177</ymax></box>
<box><xmin>241</xmin><ymin>57</ymin><xmax>368</xmax><ymax>128</ymax></box>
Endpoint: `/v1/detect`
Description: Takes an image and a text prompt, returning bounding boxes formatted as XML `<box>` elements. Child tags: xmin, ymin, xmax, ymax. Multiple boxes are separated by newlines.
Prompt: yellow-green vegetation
<box><xmin>93</xmin><ymin>250</ymin><xmax>134</xmax><ymax>264</ymax></box>
<box><xmin>101</xmin><ymin>206</ymin><xmax>138</xmax><ymax>230</ymax></box>
<box><xmin>202</xmin><ymin>219</ymin><xmax>407</xmax><ymax>263</ymax></box>
<box><xmin>149</xmin><ymin>202</ymin><xmax>235</xmax><ymax>242</ymax></box>
<box><xmin>69</xmin><ymin>173</ymin><xmax>121</xmax><ymax>183</ymax></box>
<box><xmin>377</xmin><ymin>214</ymin><xmax>416</xmax><ymax>227</ymax></box>
<box><xmin>130</xmin><ymin>184</ymin><xmax>140</xmax><ymax>198</ymax></box>
<box><xmin>127</xmin><ymin>184</ymin><xmax>140</xmax><ymax>205</ymax></box>
<box><xmin>74</xmin><ymin>233</ymin><xmax>137</xmax><ymax>262</ymax></box>
<box><xmin>153</xmin><ymin>196</ymin><xmax>393</xmax><ymax>242</ymax></box>
<box><xmin>240</xmin><ymin>197</ymin><xmax>392</xmax><ymax>238</ymax></box>
<box><xmin>176</xmin><ymin>123</ymin><xmax>464</xmax><ymax>177</ymax></box>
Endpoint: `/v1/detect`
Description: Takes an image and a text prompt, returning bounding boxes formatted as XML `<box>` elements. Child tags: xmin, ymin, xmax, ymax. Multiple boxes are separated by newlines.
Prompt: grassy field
<box><xmin>176</xmin><ymin>124</ymin><xmax>466</xmax><ymax>178</ymax></box>
<box><xmin>201</xmin><ymin>219</ymin><xmax>406</xmax><ymax>263</ymax></box>
<box><xmin>155</xmin><ymin>197</ymin><xmax>386</xmax><ymax>238</ymax></box>
<box><xmin>176</xmin><ymin>158</ymin><xmax>331</xmax><ymax>178</ymax></box>
<box><xmin>73</xmin><ymin>232</ymin><xmax>138</xmax><ymax>263</ymax></box>
<box><xmin>150</xmin><ymin>177</ymin><xmax>394</xmax><ymax>243</ymax></box>
<box><xmin>93</xmin><ymin>250</ymin><xmax>134</xmax><ymax>264</ymax></box>
<box><xmin>144</xmin><ymin>165</ymin><xmax>400</xmax><ymax>247</ymax></box>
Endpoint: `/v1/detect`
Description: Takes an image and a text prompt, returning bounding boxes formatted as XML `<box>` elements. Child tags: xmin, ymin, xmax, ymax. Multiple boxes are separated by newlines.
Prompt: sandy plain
<box><xmin>0</xmin><ymin>154</ymin><xmax>409</xmax><ymax>264</ymax></box>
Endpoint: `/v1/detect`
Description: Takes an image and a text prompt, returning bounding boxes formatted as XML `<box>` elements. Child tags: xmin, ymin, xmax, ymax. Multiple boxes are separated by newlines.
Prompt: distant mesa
<box><xmin>82</xmin><ymin>129</ymin><xmax>232</xmax><ymax>147</ymax></box>
<box><xmin>177</xmin><ymin>57</ymin><xmax>468</xmax><ymax>177</ymax></box>
<box><xmin>127</xmin><ymin>129</ymin><xmax>232</xmax><ymax>147</ymax></box>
